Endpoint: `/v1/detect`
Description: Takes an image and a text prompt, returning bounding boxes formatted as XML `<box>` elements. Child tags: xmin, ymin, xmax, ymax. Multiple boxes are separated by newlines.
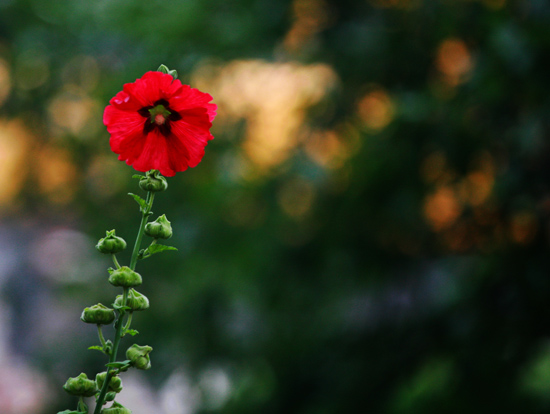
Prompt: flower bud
<box><xmin>114</xmin><ymin>289</ymin><xmax>149</xmax><ymax>311</ymax></box>
<box><xmin>100</xmin><ymin>401</ymin><xmax>131</xmax><ymax>414</ymax></box>
<box><xmin>109</xmin><ymin>266</ymin><xmax>142</xmax><ymax>288</ymax></box>
<box><xmin>81</xmin><ymin>303</ymin><xmax>116</xmax><ymax>325</ymax></box>
<box><xmin>105</xmin><ymin>391</ymin><xmax>117</xmax><ymax>402</ymax></box>
<box><xmin>139</xmin><ymin>170</ymin><xmax>168</xmax><ymax>192</ymax></box>
<box><xmin>96</xmin><ymin>230</ymin><xmax>127</xmax><ymax>254</ymax></box>
<box><xmin>126</xmin><ymin>344</ymin><xmax>152</xmax><ymax>370</ymax></box>
<box><xmin>96</xmin><ymin>372</ymin><xmax>123</xmax><ymax>393</ymax></box>
<box><xmin>157</xmin><ymin>64</ymin><xmax>178</xmax><ymax>79</ymax></box>
<box><xmin>144</xmin><ymin>214</ymin><xmax>172</xmax><ymax>239</ymax></box>
<box><xmin>63</xmin><ymin>372</ymin><xmax>98</xmax><ymax>397</ymax></box>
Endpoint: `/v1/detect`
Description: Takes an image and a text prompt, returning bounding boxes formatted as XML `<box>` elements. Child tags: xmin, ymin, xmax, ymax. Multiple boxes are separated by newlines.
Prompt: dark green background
<box><xmin>1</xmin><ymin>0</ymin><xmax>550</xmax><ymax>413</ymax></box>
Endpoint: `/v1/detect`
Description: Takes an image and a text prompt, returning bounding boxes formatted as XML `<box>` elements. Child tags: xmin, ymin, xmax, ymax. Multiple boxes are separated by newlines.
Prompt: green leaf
<box><xmin>125</xmin><ymin>329</ymin><xmax>139</xmax><ymax>336</ymax></box>
<box><xmin>113</xmin><ymin>303</ymin><xmax>131</xmax><ymax>311</ymax></box>
<box><xmin>106</xmin><ymin>360</ymin><xmax>131</xmax><ymax>369</ymax></box>
<box><xmin>132</xmin><ymin>174</ymin><xmax>143</xmax><ymax>180</ymax></box>
<box><xmin>146</xmin><ymin>244</ymin><xmax>178</xmax><ymax>255</ymax></box>
<box><xmin>88</xmin><ymin>345</ymin><xmax>104</xmax><ymax>352</ymax></box>
<box><xmin>128</xmin><ymin>193</ymin><xmax>147</xmax><ymax>212</ymax></box>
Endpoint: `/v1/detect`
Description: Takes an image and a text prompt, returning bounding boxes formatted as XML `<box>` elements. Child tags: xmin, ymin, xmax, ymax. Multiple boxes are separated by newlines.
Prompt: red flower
<box><xmin>103</xmin><ymin>71</ymin><xmax>217</xmax><ymax>177</ymax></box>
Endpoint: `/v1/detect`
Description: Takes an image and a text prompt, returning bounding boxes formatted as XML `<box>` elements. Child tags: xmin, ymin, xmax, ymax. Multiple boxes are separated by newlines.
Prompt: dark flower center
<box><xmin>137</xmin><ymin>99</ymin><xmax>182</xmax><ymax>137</ymax></box>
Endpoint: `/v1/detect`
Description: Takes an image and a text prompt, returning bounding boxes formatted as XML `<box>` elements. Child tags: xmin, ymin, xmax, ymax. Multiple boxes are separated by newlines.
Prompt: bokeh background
<box><xmin>1</xmin><ymin>0</ymin><xmax>550</xmax><ymax>412</ymax></box>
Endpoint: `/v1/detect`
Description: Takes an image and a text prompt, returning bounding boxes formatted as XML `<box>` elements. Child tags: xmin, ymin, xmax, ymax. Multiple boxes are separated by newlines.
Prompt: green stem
<box><xmin>123</xmin><ymin>312</ymin><xmax>133</xmax><ymax>332</ymax></box>
<box><xmin>130</xmin><ymin>191</ymin><xmax>155</xmax><ymax>270</ymax></box>
<box><xmin>93</xmin><ymin>288</ymin><xmax>129</xmax><ymax>414</ymax></box>
<box><xmin>111</xmin><ymin>254</ymin><xmax>121</xmax><ymax>269</ymax></box>
<box><xmin>97</xmin><ymin>325</ymin><xmax>107</xmax><ymax>350</ymax></box>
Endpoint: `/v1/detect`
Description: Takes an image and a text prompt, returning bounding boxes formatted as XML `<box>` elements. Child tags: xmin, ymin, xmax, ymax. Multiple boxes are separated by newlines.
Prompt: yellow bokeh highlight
<box><xmin>48</xmin><ymin>86</ymin><xmax>101</xmax><ymax>138</ymax></box>
<box><xmin>35</xmin><ymin>146</ymin><xmax>78</xmax><ymax>205</ymax></box>
<box><xmin>0</xmin><ymin>58</ymin><xmax>11</xmax><ymax>107</ymax></box>
<box><xmin>193</xmin><ymin>59</ymin><xmax>338</xmax><ymax>171</ymax></box>
<box><xmin>357</xmin><ymin>89</ymin><xmax>395</xmax><ymax>131</ymax></box>
<box><xmin>283</xmin><ymin>0</ymin><xmax>330</xmax><ymax>53</ymax></box>
<box><xmin>0</xmin><ymin>119</ymin><xmax>32</xmax><ymax>208</ymax></box>
<box><xmin>423</xmin><ymin>186</ymin><xmax>463</xmax><ymax>231</ymax></box>
<box><xmin>435</xmin><ymin>38</ymin><xmax>473</xmax><ymax>87</ymax></box>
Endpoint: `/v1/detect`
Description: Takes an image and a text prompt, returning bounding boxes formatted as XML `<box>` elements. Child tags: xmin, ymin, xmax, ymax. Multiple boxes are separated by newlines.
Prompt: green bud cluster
<box><xmin>63</xmin><ymin>373</ymin><xmax>97</xmax><ymax>397</ymax></box>
<box><xmin>96</xmin><ymin>230</ymin><xmax>127</xmax><ymax>254</ymax></box>
<box><xmin>126</xmin><ymin>344</ymin><xmax>152</xmax><ymax>370</ymax></box>
<box><xmin>145</xmin><ymin>214</ymin><xmax>172</xmax><ymax>239</ymax></box>
<box><xmin>61</xmin><ymin>166</ymin><xmax>176</xmax><ymax>413</ymax></box>
<box><xmin>81</xmin><ymin>303</ymin><xmax>116</xmax><ymax>325</ymax></box>
<box><xmin>109</xmin><ymin>267</ymin><xmax>142</xmax><ymax>288</ymax></box>
<box><xmin>114</xmin><ymin>289</ymin><xmax>149</xmax><ymax>311</ymax></box>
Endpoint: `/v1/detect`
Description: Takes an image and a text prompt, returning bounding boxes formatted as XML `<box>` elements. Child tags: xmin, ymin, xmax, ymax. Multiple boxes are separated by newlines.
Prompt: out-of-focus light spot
<box><xmin>30</xmin><ymin>229</ymin><xmax>103</xmax><ymax>283</ymax></box>
<box><xmin>278</xmin><ymin>177</ymin><xmax>315</xmax><ymax>218</ymax></box>
<box><xmin>304</xmin><ymin>129</ymin><xmax>349</xmax><ymax>169</ymax></box>
<box><xmin>199</xmin><ymin>366</ymin><xmax>232</xmax><ymax>410</ymax></box>
<box><xmin>509</xmin><ymin>211</ymin><xmax>537</xmax><ymax>244</ymax></box>
<box><xmin>459</xmin><ymin>171</ymin><xmax>494</xmax><ymax>206</ymax></box>
<box><xmin>357</xmin><ymin>89</ymin><xmax>395</xmax><ymax>131</ymax></box>
<box><xmin>192</xmin><ymin>60</ymin><xmax>338</xmax><ymax>171</ymax></box>
<box><xmin>435</xmin><ymin>38</ymin><xmax>473</xmax><ymax>86</ymax></box>
<box><xmin>48</xmin><ymin>87</ymin><xmax>101</xmax><ymax>138</ymax></box>
<box><xmin>14</xmin><ymin>49</ymin><xmax>49</xmax><ymax>91</ymax></box>
<box><xmin>160</xmin><ymin>369</ymin><xmax>200</xmax><ymax>414</ymax></box>
<box><xmin>62</xmin><ymin>55</ymin><xmax>100</xmax><ymax>92</ymax></box>
<box><xmin>424</xmin><ymin>186</ymin><xmax>462</xmax><ymax>231</ymax></box>
<box><xmin>0</xmin><ymin>119</ymin><xmax>32</xmax><ymax>208</ymax></box>
<box><xmin>35</xmin><ymin>146</ymin><xmax>77</xmax><ymax>204</ymax></box>
<box><xmin>283</xmin><ymin>0</ymin><xmax>330</xmax><ymax>53</ymax></box>
<box><xmin>0</xmin><ymin>58</ymin><xmax>11</xmax><ymax>106</ymax></box>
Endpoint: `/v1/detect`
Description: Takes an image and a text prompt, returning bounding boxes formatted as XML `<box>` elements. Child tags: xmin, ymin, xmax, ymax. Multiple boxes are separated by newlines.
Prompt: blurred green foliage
<box><xmin>2</xmin><ymin>0</ymin><xmax>550</xmax><ymax>413</ymax></box>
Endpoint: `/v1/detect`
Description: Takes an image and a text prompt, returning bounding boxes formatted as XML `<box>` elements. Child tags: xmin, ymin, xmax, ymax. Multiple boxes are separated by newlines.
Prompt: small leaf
<box><xmin>113</xmin><ymin>303</ymin><xmax>131</xmax><ymax>311</ymax></box>
<box><xmin>88</xmin><ymin>345</ymin><xmax>104</xmax><ymax>352</ymax></box>
<box><xmin>132</xmin><ymin>174</ymin><xmax>143</xmax><ymax>180</ymax></box>
<box><xmin>146</xmin><ymin>244</ymin><xmax>178</xmax><ymax>255</ymax></box>
<box><xmin>125</xmin><ymin>329</ymin><xmax>139</xmax><ymax>336</ymax></box>
<box><xmin>106</xmin><ymin>360</ymin><xmax>131</xmax><ymax>369</ymax></box>
<box><xmin>128</xmin><ymin>193</ymin><xmax>147</xmax><ymax>212</ymax></box>
<box><xmin>107</xmin><ymin>267</ymin><xmax>115</xmax><ymax>275</ymax></box>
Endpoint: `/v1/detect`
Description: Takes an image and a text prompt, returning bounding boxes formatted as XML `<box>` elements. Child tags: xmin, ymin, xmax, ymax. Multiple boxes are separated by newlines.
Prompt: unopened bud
<box><xmin>144</xmin><ymin>214</ymin><xmax>172</xmax><ymax>239</ymax></box>
<box><xmin>96</xmin><ymin>230</ymin><xmax>127</xmax><ymax>254</ymax></box>
<box><xmin>114</xmin><ymin>289</ymin><xmax>149</xmax><ymax>311</ymax></box>
<box><xmin>126</xmin><ymin>344</ymin><xmax>152</xmax><ymax>370</ymax></box>
<box><xmin>96</xmin><ymin>372</ymin><xmax>123</xmax><ymax>393</ymax></box>
<box><xmin>157</xmin><ymin>64</ymin><xmax>178</xmax><ymax>79</ymax></box>
<box><xmin>81</xmin><ymin>303</ymin><xmax>116</xmax><ymax>325</ymax></box>
<box><xmin>100</xmin><ymin>401</ymin><xmax>131</xmax><ymax>414</ymax></box>
<box><xmin>109</xmin><ymin>266</ymin><xmax>142</xmax><ymax>288</ymax></box>
<box><xmin>62</xmin><ymin>372</ymin><xmax>98</xmax><ymax>397</ymax></box>
<box><xmin>139</xmin><ymin>170</ymin><xmax>168</xmax><ymax>192</ymax></box>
